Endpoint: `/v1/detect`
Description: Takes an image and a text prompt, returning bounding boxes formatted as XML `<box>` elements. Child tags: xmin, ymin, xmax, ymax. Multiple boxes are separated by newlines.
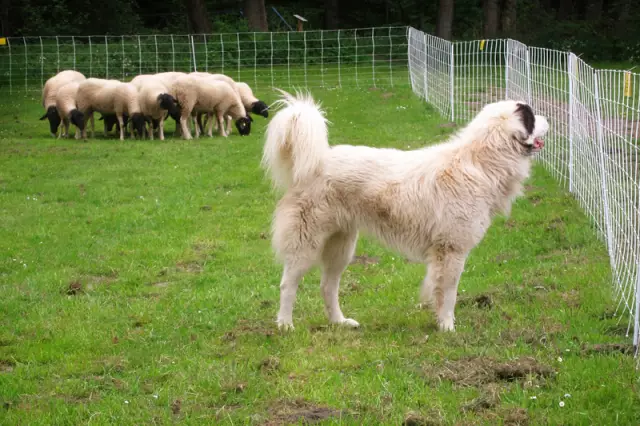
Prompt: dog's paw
<box><xmin>276</xmin><ymin>319</ymin><xmax>295</xmax><ymax>331</ymax></box>
<box><xmin>438</xmin><ymin>318</ymin><xmax>455</xmax><ymax>332</ymax></box>
<box><xmin>334</xmin><ymin>318</ymin><xmax>360</xmax><ymax>328</ymax></box>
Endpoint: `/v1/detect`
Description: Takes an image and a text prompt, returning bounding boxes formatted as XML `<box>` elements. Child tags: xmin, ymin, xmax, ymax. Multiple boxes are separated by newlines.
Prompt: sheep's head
<box><xmin>251</xmin><ymin>100</ymin><xmax>269</xmax><ymax>118</ymax></box>
<box><xmin>130</xmin><ymin>113</ymin><xmax>147</xmax><ymax>139</ymax></box>
<box><xmin>69</xmin><ymin>109</ymin><xmax>85</xmax><ymax>131</ymax></box>
<box><xmin>39</xmin><ymin>106</ymin><xmax>61</xmax><ymax>137</ymax></box>
<box><xmin>158</xmin><ymin>93</ymin><xmax>181</xmax><ymax>122</ymax></box>
<box><xmin>235</xmin><ymin>116</ymin><xmax>252</xmax><ymax>136</ymax></box>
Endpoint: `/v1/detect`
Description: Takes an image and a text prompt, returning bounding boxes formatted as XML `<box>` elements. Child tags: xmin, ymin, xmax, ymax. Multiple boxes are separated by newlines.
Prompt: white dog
<box><xmin>261</xmin><ymin>89</ymin><xmax>549</xmax><ymax>332</ymax></box>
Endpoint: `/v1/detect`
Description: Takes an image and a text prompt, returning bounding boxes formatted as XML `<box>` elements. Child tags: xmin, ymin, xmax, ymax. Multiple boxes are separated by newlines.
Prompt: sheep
<box><xmin>99</xmin><ymin>113</ymin><xmax>128</xmax><ymax>136</ymax></box>
<box><xmin>53</xmin><ymin>81</ymin><xmax>85</xmax><ymax>139</ymax></box>
<box><xmin>137</xmin><ymin>77</ymin><xmax>181</xmax><ymax>141</ymax></box>
<box><xmin>40</xmin><ymin>70</ymin><xmax>86</xmax><ymax>137</ymax></box>
<box><xmin>190</xmin><ymin>74</ymin><xmax>268</xmax><ymax>134</ymax></box>
<box><xmin>113</xmin><ymin>83</ymin><xmax>147</xmax><ymax>140</ymax></box>
<box><xmin>76</xmin><ymin>78</ymin><xmax>146</xmax><ymax>140</ymax></box>
<box><xmin>172</xmin><ymin>75</ymin><xmax>251</xmax><ymax>140</ymax></box>
<box><xmin>76</xmin><ymin>78</ymin><xmax>120</xmax><ymax>139</ymax></box>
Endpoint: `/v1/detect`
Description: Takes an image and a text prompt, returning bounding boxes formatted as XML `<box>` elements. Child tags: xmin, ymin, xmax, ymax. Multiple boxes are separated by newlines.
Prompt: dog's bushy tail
<box><xmin>261</xmin><ymin>89</ymin><xmax>329</xmax><ymax>190</ymax></box>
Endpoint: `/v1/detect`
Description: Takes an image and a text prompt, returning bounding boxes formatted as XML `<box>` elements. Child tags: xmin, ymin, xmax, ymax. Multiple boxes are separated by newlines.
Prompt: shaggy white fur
<box><xmin>261</xmin><ymin>89</ymin><xmax>549</xmax><ymax>332</ymax></box>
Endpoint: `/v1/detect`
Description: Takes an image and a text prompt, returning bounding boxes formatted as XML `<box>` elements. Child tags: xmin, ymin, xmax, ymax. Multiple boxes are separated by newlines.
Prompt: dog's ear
<box><xmin>515</xmin><ymin>103</ymin><xmax>535</xmax><ymax>136</ymax></box>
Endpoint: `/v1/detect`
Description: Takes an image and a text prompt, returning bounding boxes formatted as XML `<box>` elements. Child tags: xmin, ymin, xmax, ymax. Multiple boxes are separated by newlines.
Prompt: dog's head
<box><xmin>474</xmin><ymin>100</ymin><xmax>549</xmax><ymax>157</ymax></box>
<box><xmin>235</xmin><ymin>116</ymin><xmax>252</xmax><ymax>136</ymax></box>
<box><xmin>39</xmin><ymin>106</ymin><xmax>61</xmax><ymax>136</ymax></box>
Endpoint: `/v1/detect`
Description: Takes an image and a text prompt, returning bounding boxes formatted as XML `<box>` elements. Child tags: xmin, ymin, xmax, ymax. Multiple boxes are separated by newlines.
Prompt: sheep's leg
<box><xmin>90</xmin><ymin>113</ymin><xmax>95</xmax><ymax>138</ymax></box>
<box><xmin>159</xmin><ymin>116</ymin><xmax>165</xmax><ymax>141</ymax></box>
<box><xmin>193</xmin><ymin>113</ymin><xmax>201</xmax><ymax>138</ymax></box>
<box><xmin>148</xmin><ymin>120</ymin><xmax>154</xmax><ymax>141</ymax></box>
<box><xmin>217</xmin><ymin>112</ymin><xmax>227</xmax><ymax>137</ymax></box>
<box><xmin>180</xmin><ymin>116</ymin><xmax>192</xmax><ymax>140</ymax></box>
<box><xmin>117</xmin><ymin>115</ymin><xmax>125</xmax><ymax>141</ymax></box>
<box><xmin>206</xmin><ymin>112</ymin><xmax>214</xmax><ymax>137</ymax></box>
<box><xmin>226</xmin><ymin>115</ymin><xmax>232</xmax><ymax>135</ymax></box>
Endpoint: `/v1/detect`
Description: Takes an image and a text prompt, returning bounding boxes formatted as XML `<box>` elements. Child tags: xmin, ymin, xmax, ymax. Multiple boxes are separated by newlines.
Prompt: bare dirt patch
<box><xmin>225</xmin><ymin>319</ymin><xmax>275</xmax><ymax>340</ymax></box>
<box><xmin>458</xmin><ymin>293</ymin><xmax>493</xmax><ymax>309</ymax></box>
<box><xmin>423</xmin><ymin>356</ymin><xmax>554</xmax><ymax>387</ymax></box>
<box><xmin>351</xmin><ymin>254</ymin><xmax>380</xmax><ymax>265</ymax></box>
<box><xmin>65</xmin><ymin>280</ymin><xmax>84</xmax><ymax>295</ymax></box>
<box><xmin>264</xmin><ymin>399</ymin><xmax>350</xmax><ymax>426</ymax></box>
<box><xmin>403</xmin><ymin>412</ymin><xmax>441</xmax><ymax>426</ymax></box>
<box><xmin>504</xmin><ymin>407</ymin><xmax>529</xmax><ymax>425</ymax></box>
<box><xmin>258</xmin><ymin>356</ymin><xmax>280</xmax><ymax>374</ymax></box>
<box><xmin>462</xmin><ymin>384</ymin><xmax>501</xmax><ymax>413</ymax></box>
<box><xmin>176</xmin><ymin>260</ymin><xmax>204</xmax><ymax>274</ymax></box>
<box><xmin>381</xmin><ymin>92</ymin><xmax>394</xmax><ymax>99</ymax></box>
<box><xmin>0</xmin><ymin>359</ymin><xmax>15</xmax><ymax>373</ymax></box>
<box><xmin>581</xmin><ymin>343</ymin><xmax>634</xmax><ymax>355</ymax></box>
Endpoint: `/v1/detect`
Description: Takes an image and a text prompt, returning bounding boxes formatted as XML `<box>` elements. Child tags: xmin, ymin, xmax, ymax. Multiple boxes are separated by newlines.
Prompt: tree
<box><xmin>500</xmin><ymin>0</ymin><xmax>517</xmax><ymax>36</ymax></box>
<box><xmin>585</xmin><ymin>0</ymin><xmax>603</xmax><ymax>21</ymax></box>
<box><xmin>244</xmin><ymin>0</ymin><xmax>268</xmax><ymax>32</ymax></box>
<box><xmin>435</xmin><ymin>0</ymin><xmax>454</xmax><ymax>40</ymax></box>
<box><xmin>324</xmin><ymin>0</ymin><xmax>339</xmax><ymax>29</ymax></box>
<box><xmin>483</xmin><ymin>0</ymin><xmax>499</xmax><ymax>38</ymax></box>
<box><xmin>184</xmin><ymin>0</ymin><xmax>212</xmax><ymax>33</ymax></box>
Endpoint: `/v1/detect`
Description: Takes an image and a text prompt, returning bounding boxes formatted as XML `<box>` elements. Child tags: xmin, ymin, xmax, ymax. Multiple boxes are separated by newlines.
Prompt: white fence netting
<box><xmin>408</xmin><ymin>26</ymin><xmax>640</xmax><ymax>353</ymax></box>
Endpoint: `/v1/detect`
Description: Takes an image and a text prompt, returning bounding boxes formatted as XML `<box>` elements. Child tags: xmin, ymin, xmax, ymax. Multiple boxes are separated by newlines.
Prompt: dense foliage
<box><xmin>1</xmin><ymin>0</ymin><xmax>638</xmax><ymax>62</ymax></box>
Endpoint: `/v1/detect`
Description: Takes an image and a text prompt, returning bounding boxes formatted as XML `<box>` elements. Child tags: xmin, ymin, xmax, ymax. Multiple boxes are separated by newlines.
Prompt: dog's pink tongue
<box><xmin>534</xmin><ymin>138</ymin><xmax>544</xmax><ymax>149</ymax></box>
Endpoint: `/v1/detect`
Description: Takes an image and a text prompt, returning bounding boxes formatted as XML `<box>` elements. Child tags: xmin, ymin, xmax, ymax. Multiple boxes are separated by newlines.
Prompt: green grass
<box><xmin>1</xmin><ymin>84</ymin><xmax>639</xmax><ymax>425</ymax></box>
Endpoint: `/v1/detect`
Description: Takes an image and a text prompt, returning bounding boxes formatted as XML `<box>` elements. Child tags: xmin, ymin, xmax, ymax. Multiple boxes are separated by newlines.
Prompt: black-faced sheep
<box><xmin>173</xmin><ymin>75</ymin><xmax>251</xmax><ymax>140</ymax></box>
<box><xmin>137</xmin><ymin>77</ymin><xmax>180</xmax><ymax>141</ymax></box>
<box><xmin>54</xmin><ymin>81</ymin><xmax>85</xmax><ymax>139</ymax></box>
<box><xmin>40</xmin><ymin>70</ymin><xmax>86</xmax><ymax>137</ymax></box>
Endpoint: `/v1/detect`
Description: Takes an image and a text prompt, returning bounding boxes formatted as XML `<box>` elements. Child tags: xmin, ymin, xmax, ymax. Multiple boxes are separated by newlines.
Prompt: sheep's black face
<box><xmin>152</xmin><ymin>118</ymin><xmax>160</xmax><ymax>130</ymax></box>
<box><xmin>69</xmin><ymin>109</ymin><xmax>85</xmax><ymax>131</ymax></box>
<box><xmin>158</xmin><ymin>93</ymin><xmax>181</xmax><ymax>122</ymax></box>
<box><xmin>235</xmin><ymin>116</ymin><xmax>251</xmax><ymax>136</ymax></box>
<box><xmin>131</xmin><ymin>113</ymin><xmax>146</xmax><ymax>138</ymax></box>
<box><xmin>40</xmin><ymin>106</ymin><xmax>61</xmax><ymax>136</ymax></box>
<box><xmin>251</xmin><ymin>100</ymin><xmax>269</xmax><ymax>118</ymax></box>
<box><xmin>101</xmin><ymin>114</ymin><xmax>118</xmax><ymax>132</ymax></box>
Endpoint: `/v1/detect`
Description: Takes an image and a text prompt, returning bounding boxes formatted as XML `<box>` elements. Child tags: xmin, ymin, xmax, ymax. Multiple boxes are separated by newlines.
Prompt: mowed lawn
<box><xmin>0</xmin><ymin>84</ymin><xmax>638</xmax><ymax>425</ymax></box>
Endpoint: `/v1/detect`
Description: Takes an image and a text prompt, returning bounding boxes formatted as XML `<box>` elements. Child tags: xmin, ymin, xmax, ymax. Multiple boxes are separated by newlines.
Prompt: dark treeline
<box><xmin>1</xmin><ymin>0</ymin><xmax>637</xmax><ymax>61</ymax></box>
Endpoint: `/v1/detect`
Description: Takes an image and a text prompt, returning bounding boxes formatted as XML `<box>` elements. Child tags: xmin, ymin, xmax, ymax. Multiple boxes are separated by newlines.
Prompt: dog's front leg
<box><xmin>426</xmin><ymin>250</ymin><xmax>467</xmax><ymax>331</ymax></box>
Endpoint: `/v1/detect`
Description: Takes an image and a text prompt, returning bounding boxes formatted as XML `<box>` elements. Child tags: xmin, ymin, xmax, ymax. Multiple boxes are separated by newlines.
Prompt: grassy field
<box><xmin>0</xmin><ymin>84</ymin><xmax>639</xmax><ymax>425</ymax></box>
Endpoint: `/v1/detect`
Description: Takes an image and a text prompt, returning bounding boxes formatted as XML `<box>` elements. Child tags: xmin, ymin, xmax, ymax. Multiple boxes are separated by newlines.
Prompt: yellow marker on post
<box><xmin>623</xmin><ymin>71</ymin><xmax>632</xmax><ymax>97</ymax></box>
<box><xmin>0</xmin><ymin>38</ymin><xmax>6</xmax><ymax>46</ymax></box>
<box><xmin>479</xmin><ymin>40</ymin><xmax>486</xmax><ymax>51</ymax></box>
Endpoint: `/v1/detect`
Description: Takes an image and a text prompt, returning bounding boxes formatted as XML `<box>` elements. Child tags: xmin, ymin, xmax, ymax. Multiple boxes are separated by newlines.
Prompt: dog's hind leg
<box><xmin>277</xmin><ymin>260</ymin><xmax>313</xmax><ymax>330</ymax></box>
<box><xmin>320</xmin><ymin>231</ymin><xmax>360</xmax><ymax>328</ymax></box>
<box><xmin>424</xmin><ymin>248</ymin><xmax>467</xmax><ymax>332</ymax></box>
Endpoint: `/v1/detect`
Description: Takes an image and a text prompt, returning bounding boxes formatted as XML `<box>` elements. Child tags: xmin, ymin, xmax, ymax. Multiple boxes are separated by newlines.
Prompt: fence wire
<box><xmin>0</xmin><ymin>27</ymin><xmax>409</xmax><ymax>92</ymax></box>
<box><xmin>407</xmin><ymin>27</ymin><xmax>640</xmax><ymax>355</ymax></box>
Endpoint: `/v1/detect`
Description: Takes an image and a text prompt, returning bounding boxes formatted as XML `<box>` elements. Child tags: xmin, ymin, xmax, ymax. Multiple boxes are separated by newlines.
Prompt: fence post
<box><xmin>371</xmin><ymin>28</ymin><xmax>376</xmax><ymax>88</ymax></box>
<box><xmin>88</xmin><ymin>36</ymin><xmax>92</xmax><ymax>77</ymax></box>
<box><xmin>105</xmin><ymin>36</ymin><xmax>109</xmax><ymax>79</ymax></box>
<box><xmin>389</xmin><ymin>27</ymin><xmax>394</xmax><ymax>87</ymax></box>
<box><xmin>236</xmin><ymin>32</ymin><xmax>241</xmax><ymax>80</ymax></box>
<box><xmin>253</xmin><ymin>32</ymin><xmax>257</xmax><ymax>89</ymax></box>
<box><xmin>72</xmin><ymin>36</ymin><xmax>76</xmax><ymax>70</ymax></box>
<box><xmin>593</xmin><ymin>70</ymin><xmax>615</xmax><ymax>271</ymax></box>
<box><xmin>525</xmin><ymin>47</ymin><xmax>532</xmax><ymax>105</ymax></box>
<box><xmin>634</xmin><ymin>259</ymin><xmax>640</xmax><ymax>350</ymax></box>
<box><xmin>567</xmin><ymin>53</ymin><xmax>575</xmax><ymax>193</ymax></box>
<box><xmin>204</xmin><ymin>34</ymin><xmax>208</xmax><ymax>72</ymax></box>
<box><xmin>423</xmin><ymin>33</ymin><xmax>428</xmax><ymax>101</ymax></box>
<box><xmin>121</xmin><ymin>36</ymin><xmax>125</xmax><ymax>80</ymax></box>
<box><xmin>23</xmin><ymin>37</ymin><xmax>27</xmax><ymax>93</ymax></box>
<box><xmin>450</xmin><ymin>43</ymin><xmax>455</xmax><ymax>122</ymax></box>
<box><xmin>154</xmin><ymin>35</ymin><xmax>158</xmax><ymax>73</ymax></box>
<box><xmin>6</xmin><ymin>38</ymin><xmax>11</xmax><ymax>94</ymax></box>
<box><xmin>269</xmin><ymin>32</ymin><xmax>274</xmax><ymax>88</ymax></box>
<box><xmin>287</xmin><ymin>31</ymin><xmax>291</xmax><ymax>87</ymax></box>
<box><xmin>39</xmin><ymin>37</ymin><xmax>44</xmax><ymax>87</ymax></box>
<box><xmin>170</xmin><ymin>35</ymin><xmax>175</xmax><ymax>71</ymax></box>
<box><xmin>55</xmin><ymin>36</ymin><xmax>60</xmax><ymax>73</ymax></box>
<box><xmin>304</xmin><ymin>30</ymin><xmax>308</xmax><ymax>88</ymax></box>
<box><xmin>338</xmin><ymin>30</ymin><xmax>342</xmax><ymax>88</ymax></box>
<box><xmin>220</xmin><ymin>34</ymin><xmax>224</xmax><ymax>74</ymax></box>
<box><xmin>355</xmin><ymin>29</ymin><xmax>359</xmax><ymax>87</ymax></box>
<box><xmin>191</xmin><ymin>35</ymin><xmax>197</xmax><ymax>72</ymax></box>
<box><xmin>320</xmin><ymin>30</ymin><xmax>324</xmax><ymax>87</ymax></box>
<box><xmin>504</xmin><ymin>39</ymin><xmax>510</xmax><ymax>100</ymax></box>
<box><xmin>138</xmin><ymin>35</ymin><xmax>142</xmax><ymax>75</ymax></box>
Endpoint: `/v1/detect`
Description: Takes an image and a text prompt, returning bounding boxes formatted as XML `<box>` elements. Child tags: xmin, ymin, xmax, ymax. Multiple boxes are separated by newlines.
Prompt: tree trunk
<box><xmin>0</xmin><ymin>0</ymin><xmax>10</xmax><ymax>36</ymax></box>
<box><xmin>435</xmin><ymin>0</ymin><xmax>454</xmax><ymax>40</ymax></box>
<box><xmin>244</xmin><ymin>0</ymin><xmax>268</xmax><ymax>32</ymax></box>
<box><xmin>585</xmin><ymin>0</ymin><xmax>603</xmax><ymax>21</ymax></box>
<box><xmin>557</xmin><ymin>0</ymin><xmax>573</xmax><ymax>20</ymax></box>
<box><xmin>500</xmin><ymin>0</ymin><xmax>517</xmax><ymax>36</ymax></box>
<box><xmin>184</xmin><ymin>0</ymin><xmax>212</xmax><ymax>33</ymax></box>
<box><xmin>483</xmin><ymin>0</ymin><xmax>500</xmax><ymax>38</ymax></box>
<box><xmin>324</xmin><ymin>0</ymin><xmax>339</xmax><ymax>29</ymax></box>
